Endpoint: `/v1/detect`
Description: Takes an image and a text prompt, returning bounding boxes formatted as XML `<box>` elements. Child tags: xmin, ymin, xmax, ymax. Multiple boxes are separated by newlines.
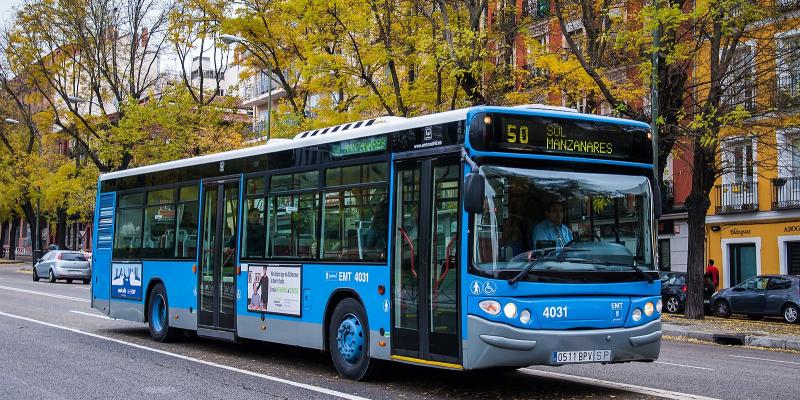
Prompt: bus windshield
<box><xmin>473</xmin><ymin>166</ymin><xmax>654</xmax><ymax>276</ymax></box>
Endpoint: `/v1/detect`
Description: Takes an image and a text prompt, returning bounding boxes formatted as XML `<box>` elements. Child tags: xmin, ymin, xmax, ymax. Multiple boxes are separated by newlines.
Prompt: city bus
<box><xmin>91</xmin><ymin>105</ymin><xmax>662</xmax><ymax>380</ymax></box>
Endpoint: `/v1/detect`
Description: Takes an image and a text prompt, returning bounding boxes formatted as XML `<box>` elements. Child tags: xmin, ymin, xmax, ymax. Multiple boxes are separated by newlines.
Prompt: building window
<box><xmin>777</xmin><ymin>33</ymin><xmax>800</xmax><ymax>106</ymax></box>
<box><xmin>722</xmin><ymin>44</ymin><xmax>755</xmax><ymax>111</ymax></box>
<box><xmin>658</xmin><ymin>239</ymin><xmax>671</xmax><ymax>271</ymax></box>
<box><xmin>726</xmin><ymin>139</ymin><xmax>754</xmax><ymax>184</ymax></box>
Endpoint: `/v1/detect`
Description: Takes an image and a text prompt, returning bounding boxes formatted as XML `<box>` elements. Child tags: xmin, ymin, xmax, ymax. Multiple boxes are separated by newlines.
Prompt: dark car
<box><xmin>711</xmin><ymin>275</ymin><xmax>800</xmax><ymax>323</ymax></box>
<box><xmin>660</xmin><ymin>272</ymin><xmax>714</xmax><ymax>313</ymax></box>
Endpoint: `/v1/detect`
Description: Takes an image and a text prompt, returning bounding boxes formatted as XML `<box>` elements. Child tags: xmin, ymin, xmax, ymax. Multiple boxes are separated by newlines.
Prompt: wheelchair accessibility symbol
<box><xmin>483</xmin><ymin>281</ymin><xmax>497</xmax><ymax>295</ymax></box>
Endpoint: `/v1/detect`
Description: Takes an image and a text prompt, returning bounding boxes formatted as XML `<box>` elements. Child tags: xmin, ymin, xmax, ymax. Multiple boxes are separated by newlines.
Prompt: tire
<box><xmin>147</xmin><ymin>283</ymin><xmax>181</xmax><ymax>342</ymax></box>
<box><xmin>714</xmin><ymin>300</ymin><xmax>731</xmax><ymax>318</ymax></box>
<box><xmin>32</xmin><ymin>268</ymin><xmax>39</xmax><ymax>282</ymax></box>
<box><xmin>328</xmin><ymin>298</ymin><xmax>379</xmax><ymax>380</ymax></box>
<box><xmin>48</xmin><ymin>270</ymin><xmax>56</xmax><ymax>283</ymax></box>
<box><xmin>66</xmin><ymin>279</ymin><xmax>73</xmax><ymax>284</ymax></box>
<box><xmin>665</xmin><ymin>296</ymin><xmax>682</xmax><ymax>314</ymax></box>
<box><xmin>83</xmin><ymin>279</ymin><xmax>90</xmax><ymax>284</ymax></box>
<box><xmin>782</xmin><ymin>304</ymin><xmax>799</xmax><ymax>324</ymax></box>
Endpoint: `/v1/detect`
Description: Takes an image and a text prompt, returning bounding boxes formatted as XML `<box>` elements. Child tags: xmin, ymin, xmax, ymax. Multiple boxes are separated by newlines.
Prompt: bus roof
<box><xmin>99</xmin><ymin>105</ymin><xmax>649</xmax><ymax>182</ymax></box>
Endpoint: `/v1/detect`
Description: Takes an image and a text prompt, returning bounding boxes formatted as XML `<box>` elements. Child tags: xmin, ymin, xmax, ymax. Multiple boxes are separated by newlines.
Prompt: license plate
<box><xmin>553</xmin><ymin>350</ymin><xmax>611</xmax><ymax>364</ymax></box>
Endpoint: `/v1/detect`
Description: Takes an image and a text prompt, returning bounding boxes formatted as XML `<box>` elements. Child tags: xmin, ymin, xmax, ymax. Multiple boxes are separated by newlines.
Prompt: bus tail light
<box><xmin>479</xmin><ymin>300</ymin><xmax>501</xmax><ymax>316</ymax></box>
<box><xmin>681</xmin><ymin>285</ymin><xmax>687</xmax><ymax>293</ymax></box>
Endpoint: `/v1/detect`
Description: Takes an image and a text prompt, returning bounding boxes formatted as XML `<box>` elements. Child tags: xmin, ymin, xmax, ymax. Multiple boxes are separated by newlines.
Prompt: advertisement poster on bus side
<box><xmin>111</xmin><ymin>262</ymin><xmax>142</xmax><ymax>301</ymax></box>
<box><xmin>247</xmin><ymin>264</ymin><xmax>302</xmax><ymax>316</ymax></box>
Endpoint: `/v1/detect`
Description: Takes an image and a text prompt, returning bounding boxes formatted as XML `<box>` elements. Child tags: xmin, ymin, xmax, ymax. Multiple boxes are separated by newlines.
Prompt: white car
<box><xmin>33</xmin><ymin>250</ymin><xmax>91</xmax><ymax>284</ymax></box>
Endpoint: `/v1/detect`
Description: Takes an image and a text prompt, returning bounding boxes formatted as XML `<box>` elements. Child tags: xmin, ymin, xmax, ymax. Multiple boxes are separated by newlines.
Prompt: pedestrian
<box><xmin>706</xmin><ymin>259</ymin><xmax>719</xmax><ymax>289</ymax></box>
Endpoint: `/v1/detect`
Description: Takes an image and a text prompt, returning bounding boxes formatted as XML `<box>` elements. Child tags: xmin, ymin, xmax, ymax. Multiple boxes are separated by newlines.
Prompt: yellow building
<box><xmin>704</xmin><ymin>3</ymin><xmax>800</xmax><ymax>288</ymax></box>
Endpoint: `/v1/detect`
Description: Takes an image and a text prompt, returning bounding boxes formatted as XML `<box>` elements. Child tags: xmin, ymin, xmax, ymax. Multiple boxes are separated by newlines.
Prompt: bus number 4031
<box><xmin>542</xmin><ymin>306</ymin><xmax>567</xmax><ymax>318</ymax></box>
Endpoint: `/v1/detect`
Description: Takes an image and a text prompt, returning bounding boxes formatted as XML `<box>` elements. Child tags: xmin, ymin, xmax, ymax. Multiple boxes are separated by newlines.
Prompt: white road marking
<box><xmin>520</xmin><ymin>368</ymin><xmax>720</xmax><ymax>400</ymax></box>
<box><xmin>0</xmin><ymin>311</ymin><xmax>371</xmax><ymax>400</ymax></box>
<box><xmin>69</xmin><ymin>310</ymin><xmax>114</xmax><ymax>320</ymax></box>
<box><xmin>0</xmin><ymin>284</ymin><xmax>89</xmax><ymax>303</ymax></box>
<box><xmin>655</xmin><ymin>361</ymin><xmax>714</xmax><ymax>371</ymax></box>
<box><xmin>730</xmin><ymin>355</ymin><xmax>800</xmax><ymax>366</ymax></box>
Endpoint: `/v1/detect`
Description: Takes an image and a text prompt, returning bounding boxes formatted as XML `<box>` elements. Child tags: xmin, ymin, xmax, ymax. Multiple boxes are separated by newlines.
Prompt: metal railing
<box><xmin>772</xmin><ymin>177</ymin><xmax>800</xmax><ymax>209</ymax></box>
<box><xmin>775</xmin><ymin>0</ymin><xmax>800</xmax><ymax>12</ymax></box>
<box><xmin>242</xmin><ymin>75</ymin><xmax>280</xmax><ymax>101</ymax></box>
<box><xmin>772</xmin><ymin>74</ymin><xmax>800</xmax><ymax>108</ymax></box>
<box><xmin>722</xmin><ymin>84</ymin><xmax>756</xmax><ymax>111</ymax></box>
<box><xmin>244</xmin><ymin>120</ymin><xmax>268</xmax><ymax>141</ymax></box>
<box><xmin>715</xmin><ymin>181</ymin><xmax>759</xmax><ymax>214</ymax></box>
<box><xmin>662</xmin><ymin>180</ymin><xmax>675</xmax><ymax>211</ymax></box>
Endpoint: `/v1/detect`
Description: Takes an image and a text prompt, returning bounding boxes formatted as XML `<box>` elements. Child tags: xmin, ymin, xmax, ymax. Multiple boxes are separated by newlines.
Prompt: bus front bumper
<box><xmin>464</xmin><ymin>315</ymin><xmax>661</xmax><ymax>370</ymax></box>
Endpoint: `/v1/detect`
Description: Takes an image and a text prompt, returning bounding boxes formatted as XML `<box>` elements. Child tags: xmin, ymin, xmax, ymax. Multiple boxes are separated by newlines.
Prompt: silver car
<box><xmin>33</xmin><ymin>250</ymin><xmax>91</xmax><ymax>284</ymax></box>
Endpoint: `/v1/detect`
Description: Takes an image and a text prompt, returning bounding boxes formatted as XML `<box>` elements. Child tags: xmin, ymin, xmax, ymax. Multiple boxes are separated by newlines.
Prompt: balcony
<box><xmin>715</xmin><ymin>181</ymin><xmax>759</xmax><ymax>214</ymax></box>
<box><xmin>775</xmin><ymin>0</ymin><xmax>800</xmax><ymax>12</ymax></box>
<box><xmin>771</xmin><ymin>177</ymin><xmax>800</xmax><ymax>209</ymax></box>
<box><xmin>244</xmin><ymin>121</ymin><xmax>269</xmax><ymax>142</ymax></box>
<box><xmin>525</xmin><ymin>0</ymin><xmax>550</xmax><ymax>19</ymax></box>
<box><xmin>661</xmin><ymin>180</ymin><xmax>675</xmax><ymax>211</ymax></box>
<box><xmin>722</xmin><ymin>84</ymin><xmax>755</xmax><ymax>111</ymax></box>
<box><xmin>241</xmin><ymin>74</ymin><xmax>285</xmax><ymax>107</ymax></box>
<box><xmin>772</xmin><ymin>74</ymin><xmax>800</xmax><ymax>109</ymax></box>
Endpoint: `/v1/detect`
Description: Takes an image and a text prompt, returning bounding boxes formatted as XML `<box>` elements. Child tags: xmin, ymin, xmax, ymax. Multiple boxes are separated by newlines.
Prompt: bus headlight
<box><xmin>656</xmin><ymin>299</ymin><xmax>663</xmax><ymax>313</ymax></box>
<box><xmin>479</xmin><ymin>300</ymin><xmax>501</xmax><ymax>316</ymax></box>
<box><xmin>644</xmin><ymin>302</ymin><xmax>654</xmax><ymax>317</ymax></box>
<box><xmin>519</xmin><ymin>309</ymin><xmax>531</xmax><ymax>324</ymax></box>
<box><xmin>632</xmin><ymin>308</ymin><xmax>643</xmax><ymax>322</ymax></box>
<box><xmin>503</xmin><ymin>302</ymin><xmax>518</xmax><ymax>319</ymax></box>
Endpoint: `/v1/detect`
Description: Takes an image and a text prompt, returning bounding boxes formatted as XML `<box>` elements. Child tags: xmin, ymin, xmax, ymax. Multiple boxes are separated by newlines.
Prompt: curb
<box><xmin>664</xmin><ymin>328</ymin><xmax>800</xmax><ymax>351</ymax></box>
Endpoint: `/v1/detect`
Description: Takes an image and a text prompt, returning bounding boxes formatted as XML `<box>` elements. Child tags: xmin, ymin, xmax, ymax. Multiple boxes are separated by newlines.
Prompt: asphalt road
<box><xmin>1</xmin><ymin>264</ymin><xmax>798</xmax><ymax>400</ymax></box>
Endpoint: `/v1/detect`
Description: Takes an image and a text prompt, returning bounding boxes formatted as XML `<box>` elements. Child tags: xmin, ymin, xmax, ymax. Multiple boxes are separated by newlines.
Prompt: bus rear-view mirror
<box><xmin>464</xmin><ymin>173</ymin><xmax>485</xmax><ymax>214</ymax></box>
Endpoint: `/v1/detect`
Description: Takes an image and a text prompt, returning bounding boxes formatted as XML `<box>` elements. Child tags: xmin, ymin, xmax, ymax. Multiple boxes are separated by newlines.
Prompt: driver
<box><xmin>532</xmin><ymin>201</ymin><xmax>573</xmax><ymax>250</ymax></box>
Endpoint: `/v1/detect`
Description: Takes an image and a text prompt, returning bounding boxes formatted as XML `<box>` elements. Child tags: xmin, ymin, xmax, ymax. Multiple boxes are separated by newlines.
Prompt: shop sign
<box><xmin>729</xmin><ymin>228</ymin><xmax>751</xmax><ymax>235</ymax></box>
<box><xmin>784</xmin><ymin>226</ymin><xmax>800</xmax><ymax>233</ymax></box>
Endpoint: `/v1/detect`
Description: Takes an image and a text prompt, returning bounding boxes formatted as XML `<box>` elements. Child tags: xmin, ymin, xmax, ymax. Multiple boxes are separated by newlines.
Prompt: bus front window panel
<box><xmin>473</xmin><ymin>166</ymin><xmax>654</xmax><ymax>278</ymax></box>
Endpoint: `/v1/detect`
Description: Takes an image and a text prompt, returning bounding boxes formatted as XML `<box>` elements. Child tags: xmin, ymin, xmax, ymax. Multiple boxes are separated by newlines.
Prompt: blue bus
<box><xmin>91</xmin><ymin>105</ymin><xmax>662</xmax><ymax>380</ymax></box>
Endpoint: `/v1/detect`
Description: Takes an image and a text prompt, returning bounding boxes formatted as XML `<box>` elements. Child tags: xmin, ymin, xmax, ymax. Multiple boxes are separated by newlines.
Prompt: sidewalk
<box><xmin>662</xmin><ymin>313</ymin><xmax>800</xmax><ymax>351</ymax></box>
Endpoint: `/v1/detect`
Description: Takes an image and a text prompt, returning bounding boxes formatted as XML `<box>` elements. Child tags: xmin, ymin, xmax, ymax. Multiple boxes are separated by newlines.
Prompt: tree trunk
<box><xmin>0</xmin><ymin>221</ymin><xmax>7</xmax><ymax>258</ymax></box>
<box><xmin>57</xmin><ymin>208</ymin><xmax>67</xmax><ymax>249</ymax></box>
<box><xmin>9</xmin><ymin>217</ymin><xmax>19</xmax><ymax>260</ymax></box>
<box><xmin>20</xmin><ymin>200</ymin><xmax>39</xmax><ymax>260</ymax></box>
<box><xmin>684</xmin><ymin>139</ymin><xmax>716</xmax><ymax>319</ymax></box>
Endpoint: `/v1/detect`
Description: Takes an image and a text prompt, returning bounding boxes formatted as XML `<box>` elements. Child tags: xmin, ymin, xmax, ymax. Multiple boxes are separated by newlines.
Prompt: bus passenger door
<box><xmin>198</xmin><ymin>178</ymin><xmax>240</xmax><ymax>334</ymax></box>
<box><xmin>392</xmin><ymin>157</ymin><xmax>461</xmax><ymax>366</ymax></box>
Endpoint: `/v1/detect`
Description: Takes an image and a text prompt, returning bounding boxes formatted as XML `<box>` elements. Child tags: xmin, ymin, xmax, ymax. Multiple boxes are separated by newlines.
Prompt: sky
<box><xmin>0</xmin><ymin>0</ymin><xmax>24</xmax><ymax>28</ymax></box>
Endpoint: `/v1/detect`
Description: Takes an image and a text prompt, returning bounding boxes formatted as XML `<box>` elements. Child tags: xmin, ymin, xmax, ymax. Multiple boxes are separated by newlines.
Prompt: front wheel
<box><xmin>147</xmin><ymin>284</ymin><xmax>180</xmax><ymax>342</ymax></box>
<box><xmin>783</xmin><ymin>304</ymin><xmax>799</xmax><ymax>324</ymax></box>
<box><xmin>715</xmin><ymin>300</ymin><xmax>731</xmax><ymax>318</ymax></box>
<box><xmin>83</xmin><ymin>279</ymin><xmax>90</xmax><ymax>284</ymax></box>
<box><xmin>665</xmin><ymin>296</ymin><xmax>682</xmax><ymax>314</ymax></box>
<box><xmin>328</xmin><ymin>298</ymin><xmax>379</xmax><ymax>380</ymax></box>
<box><xmin>66</xmin><ymin>279</ymin><xmax>73</xmax><ymax>284</ymax></box>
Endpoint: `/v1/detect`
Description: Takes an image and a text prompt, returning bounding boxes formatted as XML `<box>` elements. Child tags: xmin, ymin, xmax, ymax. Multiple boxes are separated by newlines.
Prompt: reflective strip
<box><xmin>391</xmin><ymin>355</ymin><xmax>463</xmax><ymax>370</ymax></box>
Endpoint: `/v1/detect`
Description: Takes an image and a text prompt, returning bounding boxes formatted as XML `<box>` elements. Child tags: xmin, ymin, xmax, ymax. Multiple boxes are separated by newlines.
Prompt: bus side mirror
<box><xmin>464</xmin><ymin>173</ymin><xmax>485</xmax><ymax>214</ymax></box>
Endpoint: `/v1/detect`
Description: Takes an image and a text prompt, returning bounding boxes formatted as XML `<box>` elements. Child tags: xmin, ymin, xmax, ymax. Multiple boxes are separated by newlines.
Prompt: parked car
<box><xmin>711</xmin><ymin>275</ymin><xmax>800</xmax><ymax>323</ymax></box>
<box><xmin>32</xmin><ymin>250</ymin><xmax>91</xmax><ymax>284</ymax></box>
<box><xmin>660</xmin><ymin>272</ymin><xmax>715</xmax><ymax>314</ymax></box>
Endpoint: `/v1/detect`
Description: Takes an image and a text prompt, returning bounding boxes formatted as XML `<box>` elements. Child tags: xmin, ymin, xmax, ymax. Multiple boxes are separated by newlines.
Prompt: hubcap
<box><xmin>717</xmin><ymin>303</ymin><xmax>727</xmax><ymax>315</ymax></box>
<box><xmin>151</xmin><ymin>294</ymin><xmax>167</xmax><ymax>333</ymax></box>
<box><xmin>786</xmin><ymin>307</ymin><xmax>798</xmax><ymax>323</ymax></box>
<box><xmin>667</xmin><ymin>298</ymin><xmax>679</xmax><ymax>313</ymax></box>
<box><xmin>336</xmin><ymin>314</ymin><xmax>364</xmax><ymax>365</ymax></box>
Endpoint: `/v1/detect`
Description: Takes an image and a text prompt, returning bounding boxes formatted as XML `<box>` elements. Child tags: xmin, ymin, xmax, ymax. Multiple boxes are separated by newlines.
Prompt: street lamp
<box><xmin>219</xmin><ymin>33</ymin><xmax>272</xmax><ymax>140</ymax></box>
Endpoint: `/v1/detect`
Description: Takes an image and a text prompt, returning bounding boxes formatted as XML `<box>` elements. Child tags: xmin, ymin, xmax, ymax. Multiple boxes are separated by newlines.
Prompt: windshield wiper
<box><xmin>590</xmin><ymin>260</ymin><xmax>654</xmax><ymax>283</ymax></box>
<box><xmin>507</xmin><ymin>248</ymin><xmax>589</xmax><ymax>286</ymax></box>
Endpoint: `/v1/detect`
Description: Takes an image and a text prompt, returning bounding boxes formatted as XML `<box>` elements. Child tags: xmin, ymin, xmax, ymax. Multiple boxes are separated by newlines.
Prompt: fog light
<box><xmin>503</xmin><ymin>302</ymin><xmax>518</xmax><ymax>319</ymax></box>
<box><xmin>632</xmin><ymin>308</ymin><xmax>642</xmax><ymax>322</ymax></box>
<box><xmin>644</xmin><ymin>302</ymin><xmax>654</xmax><ymax>317</ymax></box>
<box><xmin>520</xmin><ymin>309</ymin><xmax>531</xmax><ymax>324</ymax></box>
<box><xmin>656</xmin><ymin>299</ymin><xmax>663</xmax><ymax>313</ymax></box>
<box><xmin>479</xmin><ymin>300</ymin><xmax>501</xmax><ymax>316</ymax></box>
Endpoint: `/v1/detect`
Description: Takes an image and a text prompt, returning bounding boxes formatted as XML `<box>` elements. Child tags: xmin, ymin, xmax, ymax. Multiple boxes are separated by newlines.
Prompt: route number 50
<box><xmin>506</xmin><ymin>124</ymin><xmax>529</xmax><ymax>144</ymax></box>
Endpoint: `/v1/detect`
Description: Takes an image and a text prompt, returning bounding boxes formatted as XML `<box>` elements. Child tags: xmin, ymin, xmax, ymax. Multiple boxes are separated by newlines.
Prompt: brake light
<box><xmin>681</xmin><ymin>285</ymin><xmax>687</xmax><ymax>293</ymax></box>
<box><xmin>56</xmin><ymin>253</ymin><xmax>63</xmax><ymax>260</ymax></box>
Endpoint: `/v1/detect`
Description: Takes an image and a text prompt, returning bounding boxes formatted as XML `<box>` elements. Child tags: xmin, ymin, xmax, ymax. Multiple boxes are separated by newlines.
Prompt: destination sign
<box><xmin>470</xmin><ymin>113</ymin><xmax>651</xmax><ymax>164</ymax></box>
<box><xmin>330</xmin><ymin>135</ymin><xmax>387</xmax><ymax>157</ymax></box>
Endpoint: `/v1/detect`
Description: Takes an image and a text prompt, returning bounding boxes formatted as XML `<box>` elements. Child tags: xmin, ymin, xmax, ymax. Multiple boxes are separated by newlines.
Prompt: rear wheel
<box><xmin>66</xmin><ymin>279</ymin><xmax>73</xmax><ymax>284</ymax></box>
<box><xmin>32</xmin><ymin>268</ymin><xmax>39</xmax><ymax>282</ymax></box>
<box><xmin>328</xmin><ymin>298</ymin><xmax>379</xmax><ymax>380</ymax></box>
<box><xmin>665</xmin><ymin>296</ymin><xmax>682</xmax><ymax>313</ymax></box>
<box><xmin>147</xmin><ymin>284</ymin><xmax>181</xmax><ymax>342</ymax></box>
<box><xmin>715</xmin><ymin>300</ymin><xmax>731</xmax><ymax>318</ymax></box>
<box><xmin>48</xmin><ymin>270</ymin><xmax>56</xmax><ymax>283</ymax></box>
<box><xmin>783</xmin><ymin>304</ymin><xmax>799</xmax><ymax>324</ymax></box>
